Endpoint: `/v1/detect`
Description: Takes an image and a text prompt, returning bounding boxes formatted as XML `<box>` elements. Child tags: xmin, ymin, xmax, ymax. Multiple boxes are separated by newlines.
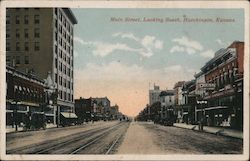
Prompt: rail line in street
<box><xmin>71</xmin><ymin>122</ymin><xmax>129</xmax><ymax>154</ymax></box>
<box><xmin>7</xmin><ymin>122</ymin><xmax>125</xmax><ymax>154</ymax></box>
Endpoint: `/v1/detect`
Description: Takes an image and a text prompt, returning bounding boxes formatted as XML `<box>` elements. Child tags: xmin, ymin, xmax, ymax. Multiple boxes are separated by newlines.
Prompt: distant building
<box><xmin>75</xmin><ymin>97</ymin><xmax>112</xmax><ymax>121</ymax></box>
<box><xmin>75</xmin><ymin>97</ymin><xmax>93</xmax><ymax>122</ymax></box>
<box><xmin>110</xmin><ymin>104</ymin><xmax>119</xmax><ymax>119</ymax></box>
<box><xmin>173</xmin><ymin>81</ymin><xmax>185</xmax><ymax>122</ymax></box>
<box><xmin>6</xmin><ymin>8</ymin><xmax>78</xmax><ymax>124</ymax></box>
<box><xmin>159</xmin><ymin>90</ymin><xmax>175</xmax><ymax>119</ymax></box>
<box><xmin>92</xmin><ymin>97</ymin><xmax>111</xmax><ymax>114</ymax></box>
<box><xmin>149</xmin><ymin>84</ymin><xmax>162</xmax><ymax>105</ymax></box>
<box><xmin>181</xmin><ymin>80</ymin><xmax>196</xmax><ymax>124</ymax></box>
<box><xmin>173</xmin><ymin>81</ymin><xmax>185</xmax><ymax>106</ymax></box>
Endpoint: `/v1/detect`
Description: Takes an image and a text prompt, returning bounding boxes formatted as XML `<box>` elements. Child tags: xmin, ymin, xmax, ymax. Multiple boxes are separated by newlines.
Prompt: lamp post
<box><xmin>197</xmin><ymin>100</ymin><xmax>207</xmax><ymax>131</ymax></box>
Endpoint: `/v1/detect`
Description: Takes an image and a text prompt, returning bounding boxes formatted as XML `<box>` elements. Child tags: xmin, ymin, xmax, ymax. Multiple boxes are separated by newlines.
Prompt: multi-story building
<box><xmin>173</xmin><ymin>81</ymin><xmax>185</xmax><ymax>122</ymax></box>
<box><xmin>181</xmin><ymin>80</ymin><xmax>196</xmax><ymax>124</ymax></box>
<box><xmin>159</xmin><ymin>90</ymin><xmax>175</xmax><ymax>119</ymax></box>
<box><xmin>6</xmin><ymin>8</ymin><xmax>78</xmax><ymax>124</ymax></box>
<box><xmin>75</xmin><ymin>97</ymin><xmax>112</xmax><ymax>122</ymax></box>
<box><xmin>200</xmin><ymin>41</ymin><xmax>244</xmax><ymax>129</ymax></box>
<box><xmin>149</xmin><ymin>84</ymin><xmax>162</xmax><ymax>105</ymax></box>
<box><xmin>6</xmin><ymin>65</ymin><xmax>46</xmax><ymax>127</ymax></box>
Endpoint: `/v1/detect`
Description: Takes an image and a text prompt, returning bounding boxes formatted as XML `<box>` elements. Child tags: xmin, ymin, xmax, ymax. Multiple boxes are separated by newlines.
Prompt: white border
<box><xmin>0</xmin><ymin>1</ymin><xmax>249</xmax><ymax>160</ymax></box>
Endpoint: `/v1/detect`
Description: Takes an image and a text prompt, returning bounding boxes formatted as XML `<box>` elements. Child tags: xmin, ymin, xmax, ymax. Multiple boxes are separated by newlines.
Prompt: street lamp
<box><xmin>197</xmin><ymin>100</ymin><xmax>207</xmax><ymax>131</ymax></box>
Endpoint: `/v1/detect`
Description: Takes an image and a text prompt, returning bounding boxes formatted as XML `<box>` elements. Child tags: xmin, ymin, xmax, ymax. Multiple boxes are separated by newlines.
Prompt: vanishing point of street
<box><xmin>7</xmin><ymin>121</ymin><xmax>242</xmax><ymax>154</ymax></box>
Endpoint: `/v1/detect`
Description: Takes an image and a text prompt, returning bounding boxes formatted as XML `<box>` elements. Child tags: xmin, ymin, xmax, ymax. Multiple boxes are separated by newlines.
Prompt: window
<box><xmin>55</xmin><ymin>45</ymin><xmax>58</xmax><ymax>54</ymax></box>
<box><xmin>64</xmin><ymin>91</ymin><xmax>66</xmax><ymax>100</ymax></box>
<box><xmin>24</xmin><ymin>15</ymin><xmax>29</xmax><ymax>24</ymax></box>
<box><xmin>64</xmin><ymin>79</ymin><xmax>66</xmax><ymax>87</ymax></box>
<box><xmin>68</xmin><ymin>81</ymin><xmax>70</xmax><ymax>89</ymax></box>
<box><xmin>24</xmin><ymin>29</ymin><xmax>28</xmax><ymax>38</ymax></box>
<box><xmin>59</xmin><ymin>11</ymin><xmax>62</xmax><ymax>21</ymax></box>
<box><xmin>60</xmin><ymin>62</ymin><xmax>62</xmax><ymax>71</ymax></box>
<box><xmin>55</xmin><ymin>19</ymin><xmax>58</xmax><ymax>28</ymax></box>
<box><xmin>34</xmin><ymin>42</ymin><xmax>39</xmax><ymax>51</ymax></box>
<box><xmin>16</xmin><ymin>56</ymin><xmax>20</xmax><ymax>64</ymax></box>
<box><xmin>64</xmin><ymin>65</ymin><xmax>66</xmax><ymax>74</ymax></box>
<box><xmin>6</xmin><ymin>29</ymin><xmax>10</xmax><ymax>38</ymax></box>
<box><xmin>6</xmin><ymin>42</ymin><xmax>10</xmax><ymax>51</ymax></box>
<box><xmin>63</xmin><ymin>18</ymin><xmax>66</xmax><ymax>27</ymax></box>
<box><xmin>6</xmin><ymin>16</ymin><xmax>10</xmax><ymax>24</ymax></box>
<box><xmin>34</xmin><ymin>28</ymin><xmax>40</xmax><ymax>38</ymax></box>
<box><xmin>68</xmin><ymin>68</ymin><xmax>70</xmax><ymax>77</ymax></box>
<box><xmin>55</xmin><ymin>31</ymin><xmax>58</xmax><ymax>41</ymax></box>
<box><xmin>68</xmin><ymin>93</ymin><xmax>71</xmax><ymax>101</ymax></box>
<box><xmin>55</xmin><ymin>58</ymin><xmax>58</xmax><ymax>68</ymax></box>
<box><xmin>16</xmin><ymin>15</ymin><xmax>20</xmax><ymax>24</ymax></box>
<box><xmin>64</xmin><ymin>42</ymin><xmax>66</xmax><ymax>50</ymax></box>
<box><xmin>63</xmin><ymin>31</ymin><xmax>66</xmax><ymax>39</ymax></box>
<box><xmin>24</xmin><ymin>56</ymin><xmax>29</xmax><ymax>64</ymax></box>
<box><xmin>34</xmin><ymin>15</ymin><xmax>39</xmax><ymax>24</ymax></box>
<box><xmin>59</xmin><ymin>49</ymin><xmax>62</xmax><ymax>58</ymax></box>
<box><xmin>16</xmin><ymin>29</ymin><xmax>20</xmax><ymax>38</ymax></box>
<box><xmin>25</xmin><ymin>42</ymin><xmax>29</xmax><ymax>51</ymax></box>
<box><xmin>59</xmin><ymin>25</ymin><xmax>62</xmax><ymax>34</ymax></box>
<box><xmin>55</xmin><ymin>73</ymin><xmax>58</xmax><ymax>83</ymax></box>
<box><xmin>59</xmin><ymin>76</ymin><xmax>62</xmax><ymax>85</ymax></box>
<box><xmin>54</xmin><ymin>8</ymin><xmax>57</xmax><ymax>15</ymax></box>
<box><xmin>59</xmin><ymin>61</ymin><xmax>62</xmax><ymax>71</ymax></box>
<box><xmin>16</xmin><ymin>42</ymin><xmax>20</xmax><ymax>51</ymax></box>
<box><xmin>6</xmin><ymin>56</ymin><xmax>11</xmax><ymax>64</ymax></box>
<box><xmin>59</xmin><ymin>37</ymin><xmax>62</xmax><ymax>46</ymax></box>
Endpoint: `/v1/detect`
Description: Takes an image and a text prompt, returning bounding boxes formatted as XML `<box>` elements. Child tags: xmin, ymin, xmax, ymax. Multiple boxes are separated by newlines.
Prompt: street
<box><xmin>6</xmin><ymin>121</ymin><xmax>242</xmax><ymax>154</ymax></box>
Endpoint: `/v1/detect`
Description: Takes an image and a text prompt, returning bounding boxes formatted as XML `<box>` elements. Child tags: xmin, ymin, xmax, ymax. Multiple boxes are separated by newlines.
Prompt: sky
<box><xmin>72</xmin><ymin>8</ymin><xmax>244</xmax><ymax>117</ymax></box>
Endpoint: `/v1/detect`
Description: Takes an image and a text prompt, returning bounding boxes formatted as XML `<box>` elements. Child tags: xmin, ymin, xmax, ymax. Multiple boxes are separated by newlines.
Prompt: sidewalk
<box><xmin>173</xmin><ymin>123</ymin><xmax>243</xmax><ymax>139</ymax></box>
<box><xmin>6</xmin><ymin>123</ymin><xmax>57</xmax><ymax>133</ymax></box>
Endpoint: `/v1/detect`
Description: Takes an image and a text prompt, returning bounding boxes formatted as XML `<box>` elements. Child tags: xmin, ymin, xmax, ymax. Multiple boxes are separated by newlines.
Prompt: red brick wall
<box><xmin>228</xmin><ymin>42</ymin><xmax>244</xmax><ymax>74</ymax></box>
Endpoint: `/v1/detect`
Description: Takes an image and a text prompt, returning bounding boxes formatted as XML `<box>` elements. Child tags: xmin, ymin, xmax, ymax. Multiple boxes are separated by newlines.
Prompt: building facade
<box><xmin>149</xmin><ymin>84</ymin><xmax>162</xmax><ymax>105</ymax></box>
<box><xmin>159</xmin><ymin>90</ymin><xmax>175</xmax><ymax>119</ymax></box>
<box><xmin>6</xmin><ymin>65</ymin><xmax>46</xmax><ymax>127</ymax></box>
<box><xmin>6</xmin><ymin>8</ymin><xmax>77</xmax><ymax>124</ymax></box>
<box><xmin>200</xmin><ymin>41</ymin><xmax>244</xmax><ymax>129</ymax></box>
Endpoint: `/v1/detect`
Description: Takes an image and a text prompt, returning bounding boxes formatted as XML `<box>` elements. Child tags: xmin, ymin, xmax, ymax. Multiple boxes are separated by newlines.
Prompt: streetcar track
<box><xmin>71</xmin><ymin>122</ymin><xmax>129</xmax><ymax>154</ymax></box>
<box><xmin>7</xmin><ymin>122</ymin><xmax>123</xmax><ymax>154</ymax></box>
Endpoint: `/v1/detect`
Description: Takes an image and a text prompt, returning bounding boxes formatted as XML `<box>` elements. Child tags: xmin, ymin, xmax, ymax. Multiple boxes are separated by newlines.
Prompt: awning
<box><xmin>61</xmin><ymin>112</ymin><xmax>78</xmax><ymax>119</ymax></box>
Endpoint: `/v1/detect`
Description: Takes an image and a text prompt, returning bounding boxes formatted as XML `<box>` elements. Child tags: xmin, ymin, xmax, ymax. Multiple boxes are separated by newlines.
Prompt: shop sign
<box><xmin>198</xmin><ymin>83</ymin><xmax>215</xmax><ymax>90</ymax></box>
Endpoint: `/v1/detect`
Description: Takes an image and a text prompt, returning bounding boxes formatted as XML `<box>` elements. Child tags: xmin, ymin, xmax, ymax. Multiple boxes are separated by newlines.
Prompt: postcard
<box><xmin>0</xmin><ymin>0</ymin><xmax>249</xmax><ymax>161</ymax></box>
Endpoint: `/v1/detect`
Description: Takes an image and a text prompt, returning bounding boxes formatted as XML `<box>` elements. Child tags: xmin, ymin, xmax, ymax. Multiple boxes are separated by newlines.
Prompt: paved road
<box><xmin>118</xmin><ymin>121</ymin><xmax>242</xmax><ymax>154</ymax></box>
<box><xmin>6</xmin><ymin>121</ymin><xmax>129</xmax><ymax>154</ymax></box>
<box><xmin>6</xmin><ymin>121</ymin><xmax>242</xmax><ymax>154</ymax></box>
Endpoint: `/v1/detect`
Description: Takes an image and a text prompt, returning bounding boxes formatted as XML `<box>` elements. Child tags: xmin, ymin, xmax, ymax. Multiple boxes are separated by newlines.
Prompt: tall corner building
<box><xmin>6</xmin><ymin>8</ymin><xmax>77</xmax><ymax>114</ymax></box>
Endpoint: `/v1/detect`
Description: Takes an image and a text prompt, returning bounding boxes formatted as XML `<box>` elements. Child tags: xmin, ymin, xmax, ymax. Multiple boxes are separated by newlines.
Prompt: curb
<box><xmin>173</xmin><ymin>124</ymin><xmax>243</xmax><ymax>140</ymax></box>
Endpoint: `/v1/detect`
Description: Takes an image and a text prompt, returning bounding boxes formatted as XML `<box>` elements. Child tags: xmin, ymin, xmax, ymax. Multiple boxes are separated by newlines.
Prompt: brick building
<box><xmin>6</xmin><ymin>65</ymin><xmax>46</xmax><ymax>127</ymax></box>
<box><xmin>200</xmin><ymin>41</ymin><xmax>244</xmax><ymax>129</ymax></box>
